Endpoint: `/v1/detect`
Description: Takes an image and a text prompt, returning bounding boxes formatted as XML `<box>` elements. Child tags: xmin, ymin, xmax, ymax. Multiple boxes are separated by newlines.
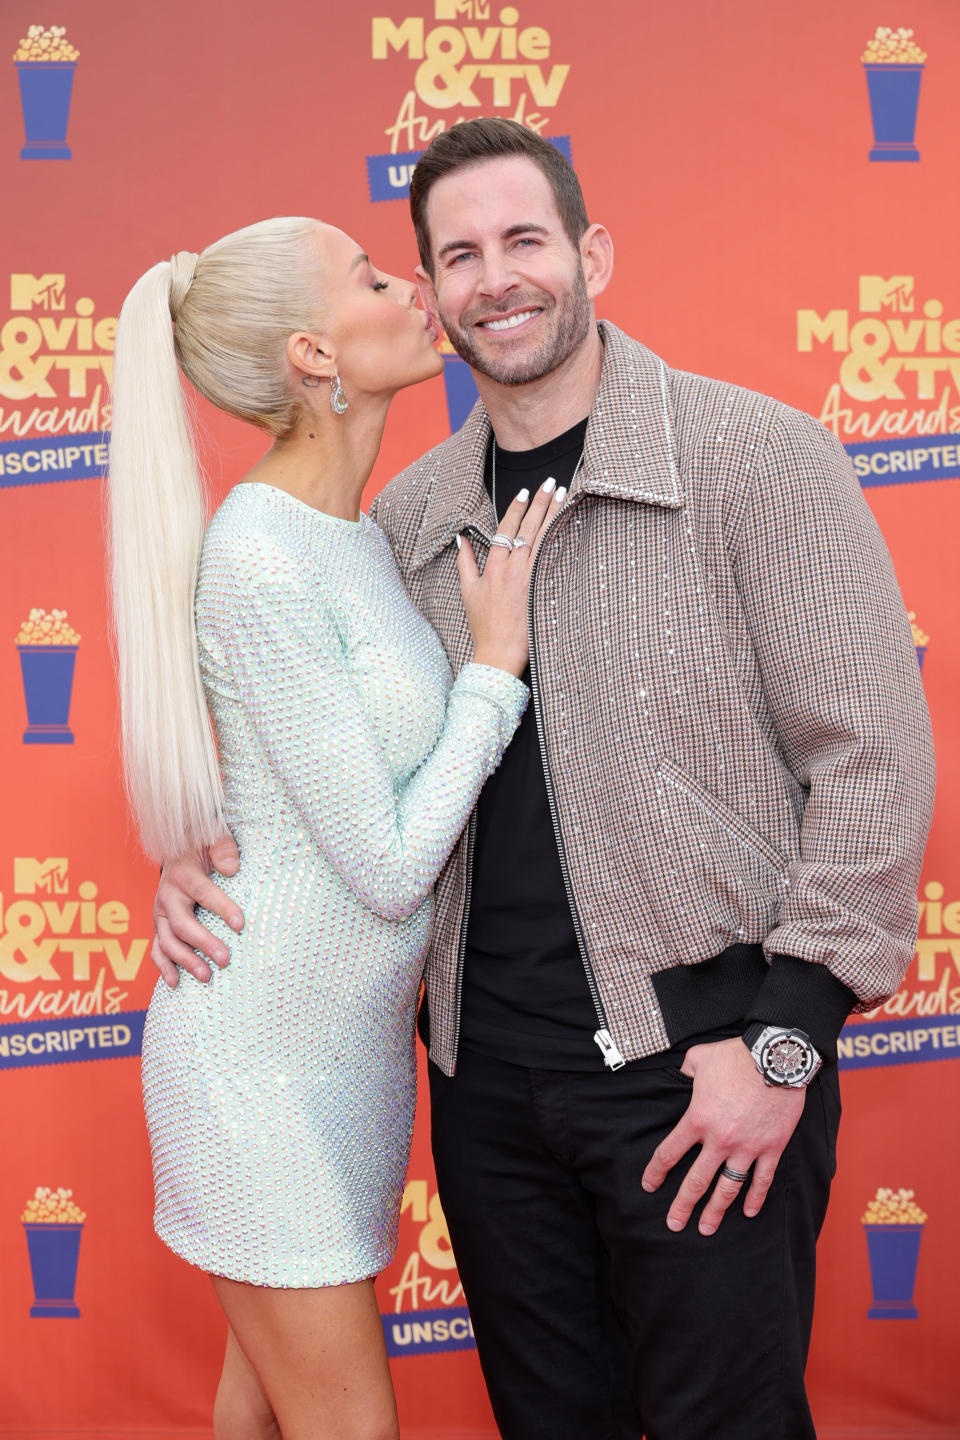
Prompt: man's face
<box><xmin>418</xmin><ymin>156</ymin><xmax>592</xmax><ymax>387</ymax></box>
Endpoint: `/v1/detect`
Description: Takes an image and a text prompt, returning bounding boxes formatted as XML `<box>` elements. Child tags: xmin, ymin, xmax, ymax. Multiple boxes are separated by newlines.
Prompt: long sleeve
<box><xmin>204</xmin><ymin>524</ymin><xmax>527</xmax><ymax>923</ymax></box>
<box><xmin>731</xmin><ymin>408</ymin><xmax>935</xmax><ymax>1050</ymax></box>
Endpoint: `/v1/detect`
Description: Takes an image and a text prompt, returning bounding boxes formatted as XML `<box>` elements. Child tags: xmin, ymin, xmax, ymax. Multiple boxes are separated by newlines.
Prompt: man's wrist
<box><xmin>742</xmin><ymin>1022</ymin><xmax>823</xmax><ymax>1088</ymax></box>
<box><xmin>746</xmin><ymin>952</ymin><xmax>857</xmax><ymax>1061</ymax></box>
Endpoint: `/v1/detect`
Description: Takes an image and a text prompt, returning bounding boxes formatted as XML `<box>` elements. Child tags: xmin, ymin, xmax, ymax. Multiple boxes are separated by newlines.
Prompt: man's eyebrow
<box><xmin>350</xmin><ymin>252</ymin><xmax>370</xmax><ymax>271</ymax></box>
<box><xmin>436</xmin><ymin>224</ymin><xmax>550</xmax><ymax>260</ymax></box>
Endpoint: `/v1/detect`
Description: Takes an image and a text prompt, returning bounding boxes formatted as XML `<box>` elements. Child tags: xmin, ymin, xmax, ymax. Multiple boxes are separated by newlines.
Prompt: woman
<box><xmin>108</xmin><ymin>217</ymin><xmax>564</xmax><ymax>1439</ymax></box>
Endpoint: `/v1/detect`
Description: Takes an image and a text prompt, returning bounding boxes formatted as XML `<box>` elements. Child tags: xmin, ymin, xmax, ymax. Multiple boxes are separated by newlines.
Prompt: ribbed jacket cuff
<box><xmin>745</xmin><ymin>953</ymin><xmax>858</xmax><ymax>1062</ymax></box>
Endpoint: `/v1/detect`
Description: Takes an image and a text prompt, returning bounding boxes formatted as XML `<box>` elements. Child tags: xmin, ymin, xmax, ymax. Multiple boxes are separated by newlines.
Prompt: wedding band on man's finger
<box><xmin>719</xmin><ymin>1163</ymin><xmax>751</xmax><ymax>1184</ymax></box>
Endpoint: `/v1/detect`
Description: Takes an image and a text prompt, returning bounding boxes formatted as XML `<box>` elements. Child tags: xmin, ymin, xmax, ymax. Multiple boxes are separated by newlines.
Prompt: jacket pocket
<box><xmin>656</xmin><ymin>758</ymin><xmax>790</xmax><ymax>944</ymax></box>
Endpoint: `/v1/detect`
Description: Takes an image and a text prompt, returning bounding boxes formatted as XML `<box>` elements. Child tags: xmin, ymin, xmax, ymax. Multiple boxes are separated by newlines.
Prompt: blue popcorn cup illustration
<box><xmin>864</xmin><ymin>63</ymin><xmax>924</xmax><ymax>161</ymax></box>
<box><xmin>442</xmin><ymin>355</ymin><xmax>480</xmax><ymax>433</ymax></box>
<box><xmin>23</xmin><ymin>1223</ymin><xmax>84</xmax><ymax>1317</ymax></box>
<box><xmin>16</xmin><ymin>61</ymin><xmax>77</xmax><ymax>159</ymax></box>
<box><xmin>18</xmin><ymin>644</ymin><xmax>78</xmax><ymax>743</ymax></box>
<box><xmin>864</xmin><ymin>1223</ymin><xmax>924</xmax><ymax>1318</ymax></box>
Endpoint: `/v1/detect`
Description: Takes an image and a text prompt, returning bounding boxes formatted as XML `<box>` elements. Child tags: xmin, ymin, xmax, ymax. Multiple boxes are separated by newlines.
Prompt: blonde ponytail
<box><xmin>108</xmin><ymin>217</ymin><xmax>324</xmax><ymax>861</ymax></box>
<box><xmin>108</xmin><ymin>257</ymin><xmax>224</xmax><ymax>862</ymax></box>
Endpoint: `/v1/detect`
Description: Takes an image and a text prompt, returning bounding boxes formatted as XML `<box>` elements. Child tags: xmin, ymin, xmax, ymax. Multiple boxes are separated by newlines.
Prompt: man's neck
<box><xmin>472</xmin><ymin>322</ymin><xmax>604</xmax><ymax>451</ymax></box>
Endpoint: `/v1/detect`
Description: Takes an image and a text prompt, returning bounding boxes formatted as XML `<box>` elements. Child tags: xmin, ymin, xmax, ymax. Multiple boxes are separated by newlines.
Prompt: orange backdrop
<box><xmin>2</xmin><ymin>1</ymin><xmax>958</xmax><ymax>1435</ymax></box>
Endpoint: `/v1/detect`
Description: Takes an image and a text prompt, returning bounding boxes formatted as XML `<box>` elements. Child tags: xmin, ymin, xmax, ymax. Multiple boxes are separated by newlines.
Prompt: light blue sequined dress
<box><xmin>141</xmin><ymin>483</ymin><xmax>527</xmax><ymax>1287</ymax></box>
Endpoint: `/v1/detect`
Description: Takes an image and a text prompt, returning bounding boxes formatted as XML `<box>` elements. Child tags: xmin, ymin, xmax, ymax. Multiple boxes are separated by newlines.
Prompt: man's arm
<box><xmin>643</xmin><ymin>405</ymin><xmax>934</xmax><ymax>1233</ymax></box>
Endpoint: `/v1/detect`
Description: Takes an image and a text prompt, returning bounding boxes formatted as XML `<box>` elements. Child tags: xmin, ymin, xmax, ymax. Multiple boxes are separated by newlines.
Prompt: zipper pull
<box><xmin>594</xmin><ymin>1029</ymin><xmax>626</xmax><ymax>1071</ymax></box>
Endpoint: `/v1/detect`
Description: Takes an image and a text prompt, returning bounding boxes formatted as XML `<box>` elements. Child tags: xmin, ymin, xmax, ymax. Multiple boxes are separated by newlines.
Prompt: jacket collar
<box><xmin>409</xmin><ymin>320</ymin><xmax>684</xmax><ymax>573</ymax></box>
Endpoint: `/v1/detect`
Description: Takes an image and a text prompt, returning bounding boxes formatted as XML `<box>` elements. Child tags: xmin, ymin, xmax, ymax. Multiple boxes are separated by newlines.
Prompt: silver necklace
<box><xmin>491</xmin><ymin>436</ymin><xmax>583</xmax><ymax>521</ymax></box>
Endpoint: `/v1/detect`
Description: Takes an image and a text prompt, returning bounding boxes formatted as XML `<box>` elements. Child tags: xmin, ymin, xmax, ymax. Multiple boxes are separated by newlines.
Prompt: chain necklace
<box><xmin>491</xmin><ymin>436</ymin><xmax>584</xmax><ymax>523</ymax></box>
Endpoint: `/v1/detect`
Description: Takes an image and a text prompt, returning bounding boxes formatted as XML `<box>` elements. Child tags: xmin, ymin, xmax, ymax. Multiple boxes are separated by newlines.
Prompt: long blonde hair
<box><xmin>108</xmin><ymin>217</ymin><xmax>324</xmax><ymax>861</ymax></box>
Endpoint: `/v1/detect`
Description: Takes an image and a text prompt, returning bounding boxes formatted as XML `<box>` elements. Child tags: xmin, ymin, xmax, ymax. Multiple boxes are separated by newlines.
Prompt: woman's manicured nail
<box><xmin>542</xmin><ymin>476</ymin><xmax>557</xmax><ymax>494</ymax></box>
<box><xmin>455</xmin><ymin>534</ymin><xmax>462</xmax><ymax>549</ymax></box>
<box><xmin>516</xmin><ymin>488</ymin><xmax>529</xmax><ymax>503</ymax></box>
<box><xmin>555</xmin><ymin>487</ymin><xmax>567</xmax><ymax>504</ymax></box>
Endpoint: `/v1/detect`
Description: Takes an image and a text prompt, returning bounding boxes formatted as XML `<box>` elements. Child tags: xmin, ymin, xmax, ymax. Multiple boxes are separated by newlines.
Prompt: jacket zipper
<box><xmin>450</xmin><ymin>522</ymin><xmax>490</xmax><ymax>1071</ymax></box>
<box><xmin>526</xmin><ymin>528</ymin><xmax>625</xmax><ymax>1070</ymax></box>
<box><xmin>450</xmin><ymin>521</ymin><xmax>626</xmax><ymax>1073</ymax></box>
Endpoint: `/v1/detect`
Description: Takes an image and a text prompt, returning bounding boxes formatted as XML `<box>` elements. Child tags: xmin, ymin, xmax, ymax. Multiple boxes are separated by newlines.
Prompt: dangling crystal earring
<box><xmin>330</xmin><ymin>373</ymin><xmax>348</xmax><ymax>415</ymax></box>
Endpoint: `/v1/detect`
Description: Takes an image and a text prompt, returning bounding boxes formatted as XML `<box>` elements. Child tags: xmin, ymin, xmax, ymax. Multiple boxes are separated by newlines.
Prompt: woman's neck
<box><xmin>244</xmin><ymin>397</ymin><xmax>389</xmax><ymax>520</ymax></box>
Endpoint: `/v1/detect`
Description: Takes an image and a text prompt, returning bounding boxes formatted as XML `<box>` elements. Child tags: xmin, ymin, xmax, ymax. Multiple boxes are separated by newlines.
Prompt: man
<box><xmin>154</xmin><ymin>120</ymin><xmax>934</xmax><ymax>1438</ymax></box>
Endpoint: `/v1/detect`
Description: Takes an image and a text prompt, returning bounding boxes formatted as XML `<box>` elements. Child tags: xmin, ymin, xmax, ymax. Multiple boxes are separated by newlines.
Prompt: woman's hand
<box><xmin>457</xmin><ymin>477</ymin><xmax>567</xmax><ymax>678</ymax></box>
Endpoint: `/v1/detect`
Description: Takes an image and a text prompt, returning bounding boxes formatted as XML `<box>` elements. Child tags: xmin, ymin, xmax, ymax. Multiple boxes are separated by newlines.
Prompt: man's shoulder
<box><xmin>602</xmin><ymin>320</ymin><xmax>833</xmax><ymax>459</ymax></box>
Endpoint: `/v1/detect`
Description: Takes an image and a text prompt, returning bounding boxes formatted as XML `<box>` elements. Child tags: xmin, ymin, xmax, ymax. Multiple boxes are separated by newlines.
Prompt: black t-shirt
<box><xmin>460</xmin><ymin>420</ymin><xmax>602</xmax><ymax>1068</ymax></box>
<box><xmin>458</xmin><ymin>419</ymin><xmax>744</xmax><ymax>1071</ymax></box>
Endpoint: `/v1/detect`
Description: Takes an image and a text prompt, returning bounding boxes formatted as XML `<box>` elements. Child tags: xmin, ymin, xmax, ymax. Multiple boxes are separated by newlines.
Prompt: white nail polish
<box><xmin>555</xmin><ymin>486</ymin><xmax>567</xmax><ymax>504</ymax></box>
<box><xmin>516</xmin><ymin>488</ymin><xmax>529</xmax><ymax>504</ymax></box>
<box><xmin>542</xmin><ymin>476</ymin><xmax>557</xmax><ymax>494</ymax></box>
<box><xmin>455</xmin><ymin>535</ymin><xmax>462</xmax><ymax>550</ymax></box>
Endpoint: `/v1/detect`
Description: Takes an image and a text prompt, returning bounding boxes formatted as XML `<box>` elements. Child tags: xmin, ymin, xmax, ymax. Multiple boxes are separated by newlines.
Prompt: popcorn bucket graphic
<box><xmin>442</xmin><ymin>355</ymin><xmax>480</xmax><ymax>433</ymax></box>
<box><xmin>860</xmin><ymin>27</ymin><xmax>926</xmax><ymax>162</ymax></box>
<box><xmin>21</xmin><ymin>1187</ymin><xmax>86</xmax><ymax>1317</ymax></box>
<box><xmin>18</xmin><ymin>644</ymin><xmax>78</xmax><ymax>742</ymax></box>
<box><xmin>864</xmin><ymin>1224</ymin><xmax>923</xmax><ymax>1318</ymax></box>
<box><xmin>864</xmin><ymin>64</ymin><xmax>924</xmax><ymax>161</ymax></box>
<box><xmin>23</xmin><ymin>1222</ymin><xmax>83</xmax><ymax>1317</ymax></box>
<box><xmin>16</xmin><ymin>61</ymin><xmax>77</xmax><ymax>159</ymax></box>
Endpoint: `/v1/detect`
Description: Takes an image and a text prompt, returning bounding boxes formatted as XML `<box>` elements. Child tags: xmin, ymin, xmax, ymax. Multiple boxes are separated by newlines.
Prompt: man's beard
<box><xmin>438</xmin><ymin>266</ymin><xmax>591</xmax><ymax>386</ymax></box>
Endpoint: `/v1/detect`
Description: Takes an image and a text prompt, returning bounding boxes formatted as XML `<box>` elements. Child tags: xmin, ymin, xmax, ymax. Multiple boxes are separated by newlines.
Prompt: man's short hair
<box><xmin>410</xmin><ymin>118</ymin><xmax>590</xmax><ymax>276</ymax></box>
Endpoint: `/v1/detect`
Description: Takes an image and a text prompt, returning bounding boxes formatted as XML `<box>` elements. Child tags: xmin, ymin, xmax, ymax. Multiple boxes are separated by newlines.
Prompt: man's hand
<box><xmin>641</xmin><ymin>1037</ymin><xmax>806</xmax><ymax>1236</ymax></box>
<box><xmin>152</xmin><ymin>835</ymin><xmax>244</xmax><ymax>988</ymax></box>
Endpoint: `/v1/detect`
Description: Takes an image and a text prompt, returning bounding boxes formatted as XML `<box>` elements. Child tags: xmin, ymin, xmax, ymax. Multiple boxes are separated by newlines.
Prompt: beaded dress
<box><xmin>141</xmin><ymin>483</ymin><xmax>527</xmax><ymax>1287</ymax></box>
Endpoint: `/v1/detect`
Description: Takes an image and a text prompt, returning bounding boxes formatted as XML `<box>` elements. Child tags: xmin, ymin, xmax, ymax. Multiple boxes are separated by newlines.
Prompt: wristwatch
<box><xmin>742</xmin><ymin>1023</ymin><xmax>822</xmax><ymax>1088</ymax></box>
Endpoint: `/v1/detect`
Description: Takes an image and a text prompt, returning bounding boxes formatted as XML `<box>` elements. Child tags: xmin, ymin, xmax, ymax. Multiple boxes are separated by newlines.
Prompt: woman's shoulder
<box><xmin>198</xmin><ymin>485</ymin><xmax>314</xmax><ymax>614</ymax></box>
<box><xmin>198</xmin><ymin>483</ymin><xmax>379</xmax><ymax>613</ymax></box>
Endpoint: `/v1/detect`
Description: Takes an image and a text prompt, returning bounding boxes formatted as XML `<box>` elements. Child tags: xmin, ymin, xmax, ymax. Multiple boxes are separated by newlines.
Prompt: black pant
<box><xmin>429</xmin><ymin>1046</ymin><xmax>840</xmax><ymax>1440</ymax></box>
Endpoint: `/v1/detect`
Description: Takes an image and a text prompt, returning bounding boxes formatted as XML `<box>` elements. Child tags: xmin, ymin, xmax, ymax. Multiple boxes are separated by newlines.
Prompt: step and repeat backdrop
<box><xmin>2</xmin><ymin>1</ymin><xmax>958</xmax><ymax>1435</ymax></box>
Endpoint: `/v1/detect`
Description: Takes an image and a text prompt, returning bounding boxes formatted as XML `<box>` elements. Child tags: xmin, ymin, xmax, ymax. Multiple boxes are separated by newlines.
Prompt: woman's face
<box><xmin>314</xmin><ymin>223</ymin><xmax>443</xmax><ymax>399</ymax></box>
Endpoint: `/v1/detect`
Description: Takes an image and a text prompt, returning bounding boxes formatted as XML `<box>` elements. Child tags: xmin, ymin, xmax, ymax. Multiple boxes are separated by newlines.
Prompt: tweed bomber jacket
<box><xmin>370</xmin><ymin>322</ymin><xmax>935</xmax><ymax>1076</ymax></box>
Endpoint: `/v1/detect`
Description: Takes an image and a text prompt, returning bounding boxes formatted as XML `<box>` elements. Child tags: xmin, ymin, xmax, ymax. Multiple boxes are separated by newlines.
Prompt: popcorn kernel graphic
<box><xmin>21</xmin><ymin>1186</ymin><xmax>87</xmax><ymax>1224</ymax></box>
<box><xmin>13</xmin><ymin>25</ymin><xmax>79</xmax><ymax>63</ymax></box>
<box><xmin>861</xmin><ymin>27</ymin><xmax>926</xmax><ymax>65</ymax></box>
<box><xmin>861</xmin><ymin>1187</ymin><xmax>927</xmax><ymax>1225</ymax></box>
<box><xmin>15</xmin><ymin>607</ymin><xmax>81</xmax><ymax>646</ymax></box>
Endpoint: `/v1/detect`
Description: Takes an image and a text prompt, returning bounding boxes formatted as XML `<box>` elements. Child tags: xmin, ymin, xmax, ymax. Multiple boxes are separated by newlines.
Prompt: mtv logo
<box><xmin>435</xmin><ymin>0</ymin><xmax>490</xmax><ymax>18</ymax></box>
<box><xmin>859</xmin><ymin>276</ymin><xmax>915</xmax><ymax>313</ymax></box>
<box><xmin>10</xmin><ymin>274</ymin><xmax>66</xmax><ymax>311</ymax></box>
<box><xmin>14</xmin><ymin>857</ymin><xmax>69</xmax><ymax>894</ymax></box>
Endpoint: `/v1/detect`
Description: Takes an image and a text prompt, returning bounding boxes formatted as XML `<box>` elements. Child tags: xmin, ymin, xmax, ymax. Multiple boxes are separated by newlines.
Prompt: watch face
<box><xmin>761</xmin><ymin>1033</ymin><xmax>815</xmax><ymax>1085</ymax></box>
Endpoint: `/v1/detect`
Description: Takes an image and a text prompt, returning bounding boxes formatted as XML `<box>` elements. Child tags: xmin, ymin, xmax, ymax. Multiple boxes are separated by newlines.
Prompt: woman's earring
<box><xmin>329</xmin><ymin>373</ymin><xmax>349</xmax><ymax>415</ymax></box>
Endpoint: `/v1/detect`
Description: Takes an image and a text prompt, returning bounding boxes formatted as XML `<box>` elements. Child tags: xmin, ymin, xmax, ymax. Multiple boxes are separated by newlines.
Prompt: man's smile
<box><xmin>476</xmin><ymin>307</ymin><xmax>544</xmax><ymax>332</ymax></box>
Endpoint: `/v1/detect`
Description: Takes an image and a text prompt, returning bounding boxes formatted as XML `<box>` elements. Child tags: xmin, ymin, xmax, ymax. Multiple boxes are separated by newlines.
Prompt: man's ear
<box><xmin>286</xmin><ymin>331</ymin><xmax>337</xmax><ymax>385</ymax></box>
<box><xmin>580</xmin><ymin>224</ymin><xmax>614</xmax><ymax>302</ymax></box>
<box><xmin>415</xmin><ymin>264</ymin><xmax>439</xmax><ymax>319</ymax></box>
